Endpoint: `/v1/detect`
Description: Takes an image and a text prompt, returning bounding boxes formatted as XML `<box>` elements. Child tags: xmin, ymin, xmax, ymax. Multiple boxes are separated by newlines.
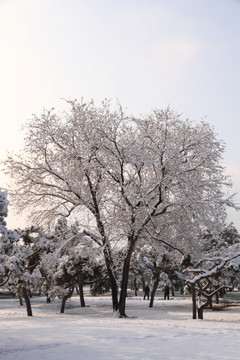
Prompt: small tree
<box><xmin>40</xmin><ymin>218</ymin><xmax>102</xmax><ymax>313</ymax></box>
<box><xmin>183</xmin><ymin>241</ymin><xmax>240</xmax><ymax>319</ymax></box>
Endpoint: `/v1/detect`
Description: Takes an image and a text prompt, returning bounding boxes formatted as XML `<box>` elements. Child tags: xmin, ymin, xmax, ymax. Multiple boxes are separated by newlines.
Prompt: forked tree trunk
<box><xmin>197</xmin><ymin>286</ymin><xmax>225</xmax><ymax>319</ymax></box>
<box><xmin>22</xmin><ymin>286</ymin><xmax>33</xmax><ymax>316</ymax></box>
<box><xmin>198</xmin><ymin>297</ymin><xmax>212</xmax><ymax>319</ymax></box>
<box><xmin>149</xmin><ymin>273</ymin><xmax>160</xmax><ymax>308</ymax></box>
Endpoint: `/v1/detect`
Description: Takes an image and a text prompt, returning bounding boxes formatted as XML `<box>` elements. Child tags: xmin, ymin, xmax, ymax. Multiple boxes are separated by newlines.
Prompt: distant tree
<box><xmin>129</xmin><ymin>242</ymin><xmax>153</xmax><ymax>294</ymax></box>
<box><xmin>222</xmin><ymin>223</ymin><xmax>240</xmax><ymax>246</ymax></box>
<box><xmin>4</xmin><ymin>100</ymin><xmax>236</xmax><ymax>317</ymax></box>
<box><xmin>130</xmin><ymin>235</ymin><xmax>184</xmax><ymax>307</ymax></box>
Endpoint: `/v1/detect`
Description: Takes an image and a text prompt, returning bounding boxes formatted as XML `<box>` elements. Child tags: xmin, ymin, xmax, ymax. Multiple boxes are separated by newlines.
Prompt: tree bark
<box><xmin>60</xmin><ymin>295</ymin><xmax>68</xmax><ymax>314</ymax></box>
<box><xmin>103</xmin><ymin>248</ymin><xmax>119</xmax><ymax>311</ymax></box>
<box><xmin>197</xmin><ymin>297</ymin><xmax>211</xmax><ymax>319</ymax></box>
<box><xmin>86</xmin><ymin>172</ymin><xmax>119</xmax><ymax>312</ymax></box>
<box><xmin>142</xmin><ymin>277</ymin><xmax>146</xmax><ymax>292</ymax></box>
<box><xmin>22</xmin><ymin>286</ymin><xmax>33</xmax><ymax>316</ymax></box>
<box><xmin>60</xmin><ymin>283</ymin><xmax>75</xmax><ymax>314</ymax></box>
<box><xmin>134</xmin><ymin>278</ymin><xmax>138</xmax><ymax>296</ymax></box>
<box><xmin>191</xmin><ymin>284</ymin><xmax>197</xmax><ymax>319</ymax></box>
<box><xmin>79</xmin><ymin>280</ymin><xmax>85</xmax><ymax>307</ymax></box>
<box><xmin>19</xmin><ymin>296</ymin><xmax>23</xmax><ymax>306</ymax></box>
<box><xmin>197</xmin><ymin>306</ymin><xmax>203</xmax><ymax>319</ymax></box>
<box><xmin>149</xmin><ymin>272</ymin><xmax>160</xmax><ymax>308</ymax></box>
<box><xmin>118</xmin><ymin>241</ymin><xmax>135</xmax><ymax>317</ymax></box>
<box><xmin>196</xmin><ymin>285</ymin><xmax>225</xmax><ymax>319</ymax></box>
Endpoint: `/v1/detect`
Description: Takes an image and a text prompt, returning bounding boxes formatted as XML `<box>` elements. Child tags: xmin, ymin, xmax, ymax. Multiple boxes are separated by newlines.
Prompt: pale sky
<box><xmin>0</xmin><ymin>0</ymin><xmax>240</xmax><ymax>230</ymax></box>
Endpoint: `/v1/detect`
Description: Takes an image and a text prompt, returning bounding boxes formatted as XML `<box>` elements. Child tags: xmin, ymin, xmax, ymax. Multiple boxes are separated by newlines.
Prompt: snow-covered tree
<box><xmin>132</xmin><ymin>242</ymin><xmax>170</xmax><ymax>304</ymax></box>
<box><xmin>182</xmin><ymin>231</ymin><xmax>240</xmax><ymax>319</ymax></box>
<box><xmin>40</xmin><ymin>218</ymin><xmax>102</xmax><ymax>313</ymax></box>
<box><xmin>4</xmin><ymin>100</ymin><xmax>236</xmax><ymax>317</ymax></box>
<box><xmin>0</xmin><ymin>189</ymin><xmax>15</xmax><ymax>287</ymax></box>
<box><xmin>0</xmin><ymin>190</ymin><xmax>43</xmax><ymax>316</ymax></box>
<box><xmin>222</xmin><ymin>222</ymin><xmax>240</xmax><ymax>246</ymax></box>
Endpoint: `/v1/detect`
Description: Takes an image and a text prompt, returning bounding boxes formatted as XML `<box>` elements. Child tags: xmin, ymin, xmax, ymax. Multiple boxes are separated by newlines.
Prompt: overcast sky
<box><xmin>1</xmin><ymin>0</ymin><xmax>240</xmax><ymax>230</ymax></box>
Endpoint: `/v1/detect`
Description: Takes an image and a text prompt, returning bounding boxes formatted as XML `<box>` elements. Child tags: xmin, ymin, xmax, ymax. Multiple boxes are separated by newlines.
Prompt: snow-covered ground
<box><xmin>0</xmin><ymin>291</ymin><xmax>240</xmax><ymax>360</ymax></box>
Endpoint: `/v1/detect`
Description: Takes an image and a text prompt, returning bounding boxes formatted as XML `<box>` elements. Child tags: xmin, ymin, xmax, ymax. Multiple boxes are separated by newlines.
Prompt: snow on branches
<box><xmin>3</xmin><ymin>99</ymin><xmax>238</xmax><ymax>317</ymax></box>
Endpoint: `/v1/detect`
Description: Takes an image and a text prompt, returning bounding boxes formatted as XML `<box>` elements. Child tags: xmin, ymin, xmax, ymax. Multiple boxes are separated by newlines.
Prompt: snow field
<box><xmin>0</xmin><ymin>294</ymin><xmax>240</xmax><ymax>360</ymax></box>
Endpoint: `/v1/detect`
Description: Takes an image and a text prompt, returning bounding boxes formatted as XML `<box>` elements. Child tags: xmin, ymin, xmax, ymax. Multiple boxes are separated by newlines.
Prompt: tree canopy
<box><xmin>4</xmin><ymin>99</ymin><xmax>237</xmax><ymax>316</ymax></box>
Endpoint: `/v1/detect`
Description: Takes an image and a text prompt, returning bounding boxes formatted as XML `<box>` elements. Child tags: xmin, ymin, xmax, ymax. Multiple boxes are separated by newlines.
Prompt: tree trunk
<box><xmin>118</xmin><ymin>241</ymin><xmax>135</xmax><ymax>317</ymax></box>
<box><xmin>209</xmin><ymin>296</ymin><xmax>213</xmax><ymax>309</ymax></box>
<box><xmin>60</xmin><ymin>295</ymin><xmax>68</xmax><ymax>314</ymax></box>
<box><xmin>134</xmin><ymin>278</ymin><xmax>138</xmax><ymax>296</ymax></box>
<box><xmin>198</xmin><ymin>306</ymin><xmax>204</xmax><ymax>319</ymax></box>
<box><xmin>191</xmin><ymin>284</ymin><xmax>197</xmax><ymax>319</ymax></box>
<box><xmin>19</xmin><ymin>296</ymin><xmax>23</xmax><ymax>306</ymax></box>
<box><xmin>142</xmin><ymin>277</ymin><xmax>146</xmax><ymax>292</ymax></box>
<box><xmin>103</xmin><ymin>247</ymin><xmax>119</xmax><ymax>312</ymax></box>
<box><xmin>86</xmin><ymin>177</ymin><xmax>119</xmax><ymax>312</ymax></box>
<box><xmin>149</xmin><ymin>273</ymin><xmax>160</xmax><ymax>308</ymax></box>
<box><xmin>46</xmin><ymin>295</ymin><xmax>51</xmax><ymax>303</ymax></box>
<box><xmin>107</xmin><ymin>265</ymin><xmax>119</xmax><ymax>311</ymax></box>
<box><xmin>79</xmin><ymin>280</ymin><xmax>85</xmax><ymax>307</ymax></box>
<box><xmin>22</xmin><ymin>286</ymin><xmax>33</xmax><ymax>316</ymax></box>
<box><xmin>60</xmin><ymin>283</ymin><xmax>75</xmax><ymax>314</ymax></box>
<box><xmin>197</xmin><ymin>297</ymin><xmax>211</xmax><ymax>319</ymax></box>
<box><xmin>197</xmin><ymin>285</ymin><xmax>225</xmax><ymax>320</ymax></box>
